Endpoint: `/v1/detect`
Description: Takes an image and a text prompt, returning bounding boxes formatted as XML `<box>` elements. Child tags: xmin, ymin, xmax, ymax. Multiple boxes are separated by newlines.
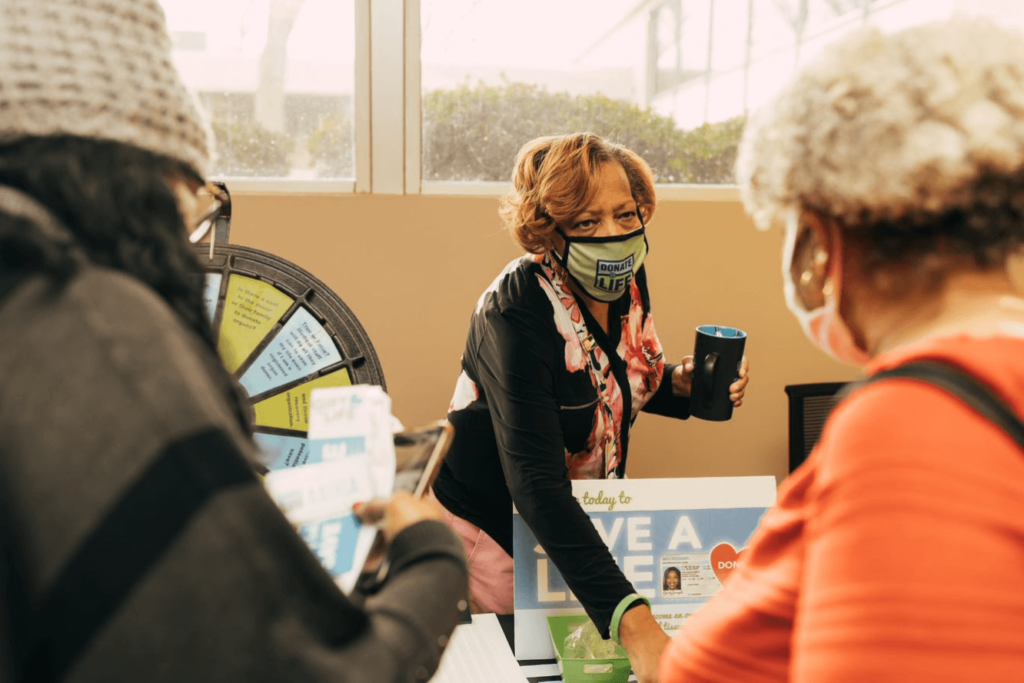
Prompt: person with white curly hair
<box><xmin>660</xmin><ymin>17</ymin><xmax>1024</xmax><ymax>683</ymax></box>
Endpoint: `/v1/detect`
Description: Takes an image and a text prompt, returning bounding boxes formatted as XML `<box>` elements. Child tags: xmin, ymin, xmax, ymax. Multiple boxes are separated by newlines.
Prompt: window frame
<box><xmin>212</xmin><ymin>0</ymin><xmax>371</xmax><ymax>195</ymax></box>
<box><xmin>214</xmin><ymin>0</ymin><xmax>743</xmax><ymax>199</ymax></box>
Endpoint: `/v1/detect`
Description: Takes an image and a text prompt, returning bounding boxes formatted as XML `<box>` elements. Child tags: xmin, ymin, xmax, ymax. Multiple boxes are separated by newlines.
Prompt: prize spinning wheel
<box><xmin>197</xmin><ymin>242</ymin><xmax>386</xmax><ymax>471</ymax></box>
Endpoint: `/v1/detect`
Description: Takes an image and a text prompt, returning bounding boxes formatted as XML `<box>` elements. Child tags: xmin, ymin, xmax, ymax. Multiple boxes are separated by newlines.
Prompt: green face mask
<box><xmin>553</xmin><ymin>225</ymin><xmax>649</xmax><ymax>302</ymax></box>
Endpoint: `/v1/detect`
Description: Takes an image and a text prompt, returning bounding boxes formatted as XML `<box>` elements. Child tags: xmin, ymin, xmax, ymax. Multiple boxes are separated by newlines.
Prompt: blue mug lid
<box><xmin>696</xmin><ymin>325</ymin><xmax>746</xmax><ymax>339</ymax></box>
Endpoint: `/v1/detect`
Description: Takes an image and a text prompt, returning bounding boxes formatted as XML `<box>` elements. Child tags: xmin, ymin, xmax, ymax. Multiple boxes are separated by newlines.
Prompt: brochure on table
<box><xmin>262</xmin><ymin>385</ymin><xmax>395</xmax><ymax>593</ymax></box>
<box><xmin>512</xmin><ymin>476</ymin><xmax>776</xmax><ymax>660</ymax></box>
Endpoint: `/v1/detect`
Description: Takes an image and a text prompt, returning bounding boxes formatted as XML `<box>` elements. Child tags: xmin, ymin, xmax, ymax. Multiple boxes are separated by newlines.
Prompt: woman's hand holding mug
<box><xmin>673</xmin><ymin>355</ymin><xmax>749</xmax><ymax>407</ymax></box>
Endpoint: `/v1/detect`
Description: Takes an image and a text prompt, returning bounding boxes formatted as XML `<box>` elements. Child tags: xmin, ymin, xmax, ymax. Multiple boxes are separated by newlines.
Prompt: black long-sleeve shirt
<box><xmin>433</xmin><ymin>253</ymin><xmax>688</xmax><ymax>636</ymax></box>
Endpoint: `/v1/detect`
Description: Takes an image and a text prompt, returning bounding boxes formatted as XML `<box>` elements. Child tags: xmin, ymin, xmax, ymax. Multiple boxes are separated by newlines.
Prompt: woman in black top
<box><xmin>431</xmin><ymin>133</ymin><xmax>749</xmax><ymax>682</ymax></box>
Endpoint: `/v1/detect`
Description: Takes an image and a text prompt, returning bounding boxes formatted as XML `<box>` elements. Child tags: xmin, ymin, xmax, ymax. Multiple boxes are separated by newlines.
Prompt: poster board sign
<box><xmin>512</xmin><ymin>476</ymin><xmax>775</xmax><ymax>660</ymax></box>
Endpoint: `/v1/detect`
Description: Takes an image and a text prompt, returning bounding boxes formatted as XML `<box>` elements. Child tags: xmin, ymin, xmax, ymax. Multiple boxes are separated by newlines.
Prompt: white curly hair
<box><xmin>736</xmin><ymin>17</ymin><xmax>1024</xmax><ymax>234</ymax></box>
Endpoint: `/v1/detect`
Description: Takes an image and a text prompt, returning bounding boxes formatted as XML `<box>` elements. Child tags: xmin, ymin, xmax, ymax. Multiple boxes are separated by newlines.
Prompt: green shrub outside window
<box><xmin>420</xmin><ymin>82</ymin><xmax>745</xmax><ymax>185</ymax></box>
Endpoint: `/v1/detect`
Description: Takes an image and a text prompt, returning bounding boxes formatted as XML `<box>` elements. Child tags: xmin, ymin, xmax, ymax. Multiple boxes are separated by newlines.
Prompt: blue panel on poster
<box><xmin>204</xmin><ymin>273</ymin><xmax>222</xmax><ymax>322</ymax></box>
<box><xmin>511</xmin><ymin>477</ymin><xmax>775</xmax><ymax>660</ymax></box>
<box><xmin>240</xmin><ymin>307</ymin><xmax>343</xmax><ymax>396</ymax></box>
<box><xmin>512</xmin><ymin>507</ymin><xmax>768</xmax><ymax>611</ymax></box>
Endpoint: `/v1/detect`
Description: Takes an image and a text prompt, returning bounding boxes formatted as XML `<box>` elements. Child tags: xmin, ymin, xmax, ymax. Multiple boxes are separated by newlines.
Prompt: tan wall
<box><xmin>228</xmin><ymin>193</ymin><xmax>872</xmax><ymax>485</ymax></box>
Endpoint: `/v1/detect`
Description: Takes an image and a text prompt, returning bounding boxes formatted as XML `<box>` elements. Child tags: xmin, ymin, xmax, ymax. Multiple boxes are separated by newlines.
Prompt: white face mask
<box><xmin>782</xmin><ymin>212</ymin><xmax>871</xmax><ymax>366</ymax></box>
<box><xmin>553</xmin><ymin>225</ymin><xmax>648</xmax><ymax>302</ymax></box>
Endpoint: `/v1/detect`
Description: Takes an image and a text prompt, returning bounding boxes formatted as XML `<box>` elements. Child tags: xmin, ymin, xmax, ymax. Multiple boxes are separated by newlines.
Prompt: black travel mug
<box><xmin>690</xmin><ymin>325</ymin><xmax>746</xmax><ymax>421</ymax></box>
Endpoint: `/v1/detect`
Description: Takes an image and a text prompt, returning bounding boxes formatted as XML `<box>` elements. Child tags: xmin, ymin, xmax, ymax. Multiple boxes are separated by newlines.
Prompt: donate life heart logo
<box><xmin>710</xmin><ymin>543</ymin><xmax>745</xmax><ymax>585</ymax></box>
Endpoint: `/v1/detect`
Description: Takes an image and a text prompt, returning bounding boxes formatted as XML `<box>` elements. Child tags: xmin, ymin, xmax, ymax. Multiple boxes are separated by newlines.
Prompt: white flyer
<box><xmin>263</xmin><ymin>385</ymin><xmax>397</xmax><ymax>593</ymax></box>
<box><xmin>307</xmin><ymin>385</ymin><xmax>396</xmax><ymax>496</ymax></box>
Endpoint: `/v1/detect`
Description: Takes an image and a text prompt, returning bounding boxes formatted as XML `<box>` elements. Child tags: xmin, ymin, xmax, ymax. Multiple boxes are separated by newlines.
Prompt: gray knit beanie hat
<box><xmin>0</xmin><ymin>0</ymin><xmax>212</xmax><ymax>178</ymax></box>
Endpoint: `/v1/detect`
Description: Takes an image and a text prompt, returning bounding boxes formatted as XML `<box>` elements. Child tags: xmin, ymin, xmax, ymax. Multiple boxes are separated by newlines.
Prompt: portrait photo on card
<box><xmin>660</xmin><ymin>553</ymin><xmax>719</xmax><ymax>600</ymax></box>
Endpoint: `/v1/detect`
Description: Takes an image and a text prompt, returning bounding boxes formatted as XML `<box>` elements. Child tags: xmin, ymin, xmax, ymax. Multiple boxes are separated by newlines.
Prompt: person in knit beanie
<box><xmin>0</xmin><ymin>2</ymin><xmax>467</xmax><ymax>682</ymax></box>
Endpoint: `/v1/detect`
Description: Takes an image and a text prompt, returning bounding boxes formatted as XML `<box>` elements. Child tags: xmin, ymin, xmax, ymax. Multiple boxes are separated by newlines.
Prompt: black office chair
<box><xmin>784</xmin><ymin>382</ymin><xmax>847</xmax><ymax>472</ymax></box>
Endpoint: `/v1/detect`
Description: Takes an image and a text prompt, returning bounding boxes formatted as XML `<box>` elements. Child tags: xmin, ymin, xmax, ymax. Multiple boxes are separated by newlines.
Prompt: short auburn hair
<box><xmin>499</xmin><ymin>133</ymin><xmax>658</xmax><ymax>254</ymax></box>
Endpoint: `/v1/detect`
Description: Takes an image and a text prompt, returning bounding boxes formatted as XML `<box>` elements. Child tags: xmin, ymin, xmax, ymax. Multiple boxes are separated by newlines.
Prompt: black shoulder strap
<box><xmin>839</xmin><ymin>360</ymin><xmax>1024</xmax><ymax>452</ymax></box>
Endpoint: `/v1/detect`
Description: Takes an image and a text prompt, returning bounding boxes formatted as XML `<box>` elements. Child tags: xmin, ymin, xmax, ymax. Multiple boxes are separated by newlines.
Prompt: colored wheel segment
<box><xmin>196</xmin><ymin>243</ymin><xmax>385</xmax><ymax>472</ymax></box>
<box><xmin>252</xmin><ymin>367</ymin><xmax>353</xmax><ymax>432</ymax></box>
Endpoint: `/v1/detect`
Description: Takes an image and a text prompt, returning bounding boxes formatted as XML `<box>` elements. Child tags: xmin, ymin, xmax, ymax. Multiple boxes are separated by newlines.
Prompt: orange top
<box><xmin>660</xmin><ymin>334</ymin><xmax>1024</xmax><ymax>683</ymax></box>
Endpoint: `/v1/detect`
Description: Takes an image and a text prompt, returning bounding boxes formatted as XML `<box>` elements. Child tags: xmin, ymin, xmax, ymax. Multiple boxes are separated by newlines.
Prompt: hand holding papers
<box><xmin>351</xmin><ymin>419</ymin><xmax>454</xmax><ymax>588</ymax></box>
<box><xmin>263</xmin><ymin>385</ymin><xmax>393</xmax><ymax>593</ymax></box>
<box><xmin>352</xmin><ymin>491</ymin><xmax>446</xmax><ymax>542</ymax></box>
<box><xmin>262</xmin><ymin>385</ymin><xmax>453</xmax><ymax>593</ymax></box>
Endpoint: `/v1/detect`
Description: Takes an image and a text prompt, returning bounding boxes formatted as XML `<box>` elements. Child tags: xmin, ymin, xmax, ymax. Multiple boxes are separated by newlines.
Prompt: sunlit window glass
<box><xmin>421</xmin><ymin>0</ymin><xmax>1024</xmax><ymax>186</ymax></box>
<box><xmin>158</xmin><ymin>0</ymin><xmax>355</xmax><ymax>180</ymax></box>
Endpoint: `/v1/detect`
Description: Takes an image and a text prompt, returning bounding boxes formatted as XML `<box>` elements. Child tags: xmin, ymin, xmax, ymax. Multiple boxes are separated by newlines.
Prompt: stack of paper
<box><xmin>432</xmin><ymin>614</ymin><xmax>528</xmax><ymax>683</ymax></box>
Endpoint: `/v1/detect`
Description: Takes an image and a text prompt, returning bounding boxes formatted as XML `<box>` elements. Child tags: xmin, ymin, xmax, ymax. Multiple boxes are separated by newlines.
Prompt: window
<box><xmin>157</xmin><ymin>0</ymin><xmax>1024</xmax><ymax>193</ymax></box>
<box><xmin>420</xmin><ymin>0</ymin><xmax>739</xmax><ymax>186</ymax></box>
<box><xmin>419</xmin><ymin>0</ymin><xmax>1024</xmax><ymax>190</ymax></box>
<box><xmin>159</xmin><ymin>0</ymin><xmax>357</xmax><ymax>185</ymax></box>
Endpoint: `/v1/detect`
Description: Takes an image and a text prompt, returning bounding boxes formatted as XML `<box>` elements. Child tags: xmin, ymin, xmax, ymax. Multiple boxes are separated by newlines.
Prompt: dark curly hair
<box><xmin>0</xmin><ymin>135</ymin><xmax>251</xmax><ymax>435</ymax></box>
<box><xmin>825</xmin><ymin>170</ymin><xmax>1024</xmax><ymax>283</ymax></box>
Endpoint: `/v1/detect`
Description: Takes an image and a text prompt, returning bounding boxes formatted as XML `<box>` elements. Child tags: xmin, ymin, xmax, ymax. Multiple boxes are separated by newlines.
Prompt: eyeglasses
<box><xmin>188</xmin><ymin>181</ymin><xmax>230</xmax><ymax>245</ymax></box>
